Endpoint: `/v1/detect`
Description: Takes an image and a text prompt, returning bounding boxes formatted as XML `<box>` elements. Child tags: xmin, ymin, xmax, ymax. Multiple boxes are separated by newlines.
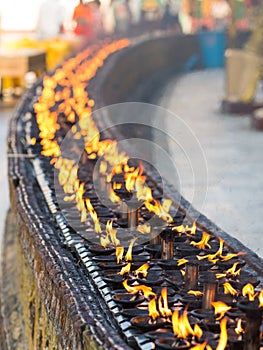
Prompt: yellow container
<box><xmin>225</xmin><ymin>48</ymin><xmax>263</xmax><ymax>103</ymax></box>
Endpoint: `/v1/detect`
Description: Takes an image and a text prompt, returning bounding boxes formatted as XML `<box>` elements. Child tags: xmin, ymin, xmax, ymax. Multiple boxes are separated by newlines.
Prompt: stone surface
<box><xmin>158</xmin><ymin>68</ymin><xmax>263</xmax><ymax>257</ymax></box>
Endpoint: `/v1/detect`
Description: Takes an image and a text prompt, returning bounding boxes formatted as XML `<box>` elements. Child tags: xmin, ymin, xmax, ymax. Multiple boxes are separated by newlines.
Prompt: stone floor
<box><xmin>158</xmin><ymin>68</ymin><xmax>263</xmax><ymax>257</ymax></box>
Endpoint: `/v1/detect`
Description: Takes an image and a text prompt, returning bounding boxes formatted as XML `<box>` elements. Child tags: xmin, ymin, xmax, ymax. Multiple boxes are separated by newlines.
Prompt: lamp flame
<box><xmin>119</xmin><ymin>263</ymin><xmax>131</xmax><ymax>275</ymax></box>
<box><xmin>211</xmin><ymin>301</ymin><xmax>231</xmax><ymax>320</ymax></box>
<box><xmin>125</xmin><ymin>237</ymin><xmax>137</xmax><ymax>262</ymax></box>
<box><xmin>116</xmin><ymin>246</ymin><xmax>124</xmax><ymax>264</ymax></box>
<box><xmin>148</xmin><ymin>298</ymin><xmax>159</xmax><ymax>321</ymax></box>
<box><xmin>235</xmin><ymin>318</ymin><xmax>245</xmax><ymax>335</ymax></box>
<box><xmin>158</xmin><ymin>287</ymin><xmax>172</xmax><ymax>317</ymax></box>
<box><xmin>216</xmin><ymin>318</ymin><xmax>228</xmax><ymax>350</ymax></box>
<box><xmin>242</xmin><ymin>283</ymin><xmax>255</xmax><ymax>301</ymax></box>
<box><xmin>172</xmin><ymin>308</ymin><xmax>194</xmax><ymax>339</ymax></box>
<box><xmin>134</xmin><ymin>263</ymin><xmax>150</xmax><ymax>278</ymax></box>
<box><xmin>191</xmin><ymin>232</ymin><xmax>211</xmax><ymax>249</ymax></box>
<box><xmin>223</xmin><ymin>282</ymin><xmax>238</xmax><ymax>296</ymax></box>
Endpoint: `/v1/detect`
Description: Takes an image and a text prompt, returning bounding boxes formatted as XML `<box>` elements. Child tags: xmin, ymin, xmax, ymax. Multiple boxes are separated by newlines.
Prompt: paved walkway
<box><xmin>158</xmin><ymin>68</ymin><xmax>263</xmax><ymax>257</ymax></box>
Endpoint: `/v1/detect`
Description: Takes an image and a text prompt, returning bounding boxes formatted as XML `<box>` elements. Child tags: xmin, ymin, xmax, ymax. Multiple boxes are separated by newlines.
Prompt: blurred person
<box><xmin>72</xmin><ymin>0</ymin><xmax>96</xmax><ymax>41</ymax></box>
<box><xmin>111</xmin><ymin>0</ymin><xmax>131</xmax><ymax>34</ymax></box>
<box><xmin>128</xmin><ymin>0</ymin><xmax>142</xmax><ymax>25</ymax></box>
<box><xmin>90</xmin><ymin>0</ymin><xmax>104</xmax><ymax>38</ymax></box>
<box><xmin>211</xmin><ymin>0</ymin><xmax>231</xmax><ymax>31</ymax></box>
<box><xmin>37</xmin><ymin>0</ymin><xmax>66</xmax><ymax>40</ymax></box>
<box><xmin>162</xmin><ymin>0</ymin><xmax>181</xmax><ymax>32</ymax></box>
<box><xmin>141</xmin><ymin>0</ymin><xmax>163</xmax><ymax>22</ymax></box>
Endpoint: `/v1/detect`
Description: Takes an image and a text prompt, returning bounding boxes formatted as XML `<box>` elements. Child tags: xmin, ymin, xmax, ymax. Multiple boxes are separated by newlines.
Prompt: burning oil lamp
<box><xmin>237</xmin><ymin>287</ymin><xmax>263</xmax><ymax>350</ymax></box>
<box><xmin>161</xmin><ymin>229</ymin><xmax>174</xmax><ymax>260</ymax></box>
<box><xmin>130</xmin><ymin>297</ymin><xmax>167</xmax><ymax>331</ymax></box>
<box><xmin>202</xmin><ymin>274</ymin><xmax>218</xmax><ymax>310</ymax></box>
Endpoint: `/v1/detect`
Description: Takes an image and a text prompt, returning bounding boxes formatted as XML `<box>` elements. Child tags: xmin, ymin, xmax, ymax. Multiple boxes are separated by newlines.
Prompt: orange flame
<box><xmin>193</xmin><ymin>324</ymin><xmax>203</xmax><ymax>340</ymax></box>
<box><xmin>259</xmin><ymin>289</ymin><xmax>263</xmax><ymax>307</ymax></box>
<box><xmin>235</xmin><ymin>318</ymin><xmax>245</xmax><ymax>335</ymax></box>
<box><xmin>119</xmin><ymin>263</ymin><xmax>131</xmax><ymax>276</ymax></box>
<box><xmin>225</xmin><ymin>262</ymin><xmax>241</xmax><ymax>277</ymax></box>
<box><xmin>116</xmin><ymin>246</ymin><xmax>124</xmax><ymax>264</ymax></box>
<box><xmin>220</xmin><ymin>251</ymin><xmax>246</xmax><ymax>261</ymax></box>
<box><xmin>144</xmin><ymin>198</ymin><xmax>173</xmax><ymax>223</ymax></box>
<box><xmin>158</xmin><ymin>287</ymin><xmax>172</xmax><ymax>317</ymax></box>
<box><xmin>242</xmin><ymin>283</ymin><xmax>255</xmax><ymax>301</ymax></box>
<box><xmin>99</xmin><ymin>161</ymin><xmax>107</xmax><ymax>174</ymax></box>
<box><xmin>137</xmin><ymin>224</ymin><xmax>151</xmax><ymax>234</ymax></box>
<box><xmin>106</xmin><ymin>220</ymin><xmax>120</xmax><ymax>246</ymax></box>
<box><xmin>122</xmin><ymin>280</ymin><xmax>155</xmax><ymax>298</ymax></box>
<box><xmin>172</xmin><ymin>225</ymin><xmax>187</xmax><ymax>234</ymax></box>
<box><xmin>189</xmin><ymin>222</ymin><xmax>197</xmax><ymax>235</ymax></box>
<box><xmin>172</xmin><ymin>308</ymin><xmax>194</xmax><ymax>339</ymax></box>
<box><xmin>223</xmin><ymin>282</ymin><xmax>238</xmax><ymax>296</ymax></box>
<box><xmin>134</xmin><ymin>263</ymin><xmax>150</xmax><ymax>278</ymax></box>
<box><xmin>148</xmin><ymin>298</ymin><xmax>160</xmax><ymax>321</ymax></box>
<box><xmin>197</xmin><ymin>239</ymin><xmax>224</xmax><ymax>263</ymax></box>
<box><xmin>187</xmin><ymin>290</ymin><xmax>203</xmax><ymax>297</ymax></box>
<box><xmin>211</xmin><ymin>301</ymin><xmax>231</xmax><ymax>320</ymax></box>
<box><xmin>100</xmin><ymin>233</ymin><xmax>110</xmax><ymax>248</ymax></box>
<box><xmin>216</xmin><ymin>318</ymin><xmax>228</xmax><ymax>350</ymax></box>
<box><xmin>191</xmin><ymin>232</ymin><xmax>211</xmax><ymax>249</ymax></box>
<box><xmin>109</xmin><ymin>187</ymin><xmax>121</xmax><ymax>203</ymax></box>
<box><xmin>177</xmin><ymin>258</ymin><xmax>189</xmax><ymax>266</ymax></box>
<box><xmin>125</xmin><ymin>237</ymin><xmax>137</xmax><ymax>262</ymax></box>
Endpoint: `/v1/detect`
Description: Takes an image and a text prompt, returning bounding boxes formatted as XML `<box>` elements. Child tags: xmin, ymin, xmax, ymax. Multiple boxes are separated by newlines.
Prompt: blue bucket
<box><xmin>198</xmin><ymin>31</ymin><xmax>226</xmax><ymax>68</ymax></box>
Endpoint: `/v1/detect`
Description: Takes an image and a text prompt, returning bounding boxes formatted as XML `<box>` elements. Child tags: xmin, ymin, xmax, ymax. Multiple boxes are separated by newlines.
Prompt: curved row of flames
<box><xmin>32</xmin><ymin>38</ymin><xmax>263</xmax><ymax>349</ymax></box>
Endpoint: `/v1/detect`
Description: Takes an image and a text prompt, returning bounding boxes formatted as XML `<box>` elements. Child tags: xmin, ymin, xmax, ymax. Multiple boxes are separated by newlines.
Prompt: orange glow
<box><xmin>191</xmin><ymin>232</ymin><xmax>211</xmax><ymax>249</ymax></box>
<box><xmin>197</xmin><ymin>239</ymin><xmax>224</xmax><ymax>263</ymax></box>
<box><xmin>158</xmin><ymin>287</ymin><xmax>172</xmax><ymax>317</ymax></box>
<box><xmin>137</xmin><ymin>224</ymin><xmax>151</xmax><ymax>234</ymax></box>
<box><xmin>172</xmin><ymin>225</ymin><xmax>187</xmax><ymax>234</ymax></box>
<box><xmin>134</xmin><ymin>263</ymin><xmax>150</xmax><ymax>278</ymax></box>
<box><xmin>116</xmin><ymin>246</ymin><xmax>124</xmax><ymax>264</ymax></box>
<box><xmin>187</xmin><ymin>290</ymin><xmax>203</xmax><ymax>297</ymax></box>
<box><xmin>193</xmin><ymin>324</ymin><xmax>203</xmax><ymax>340</ymax></box>
<box><xmin>125</xmin><ymin>237</ymin><xmax>137</xmax><ymax>262</ymax></box>
<box><xmin>189</xmin><ymin>221</ymin><xmax>197</xmax><ymax>234</ymax></box>
<box><xmin>242</xmin><ymin>283</ymin><xmax>255</xmax><ymax>301</ymax></box>
<box><xmin>99</xmin><ymin>161</ymin><xmax>107</xmax><ymax>174</ymax></box>
<box><xmin>109</xmin><ymin>187</ymin><xmax>121</xmax><ymax>204</ymax></box>
<box><xmin>144</xmin><ymin>198</ymin><xmax>173</xmax><ymax>223</ymax></box>
<box><xmin>235</xmin><ymin>318</ymin><xmax>245</xmax><ymax>335</ymax></box>
<box><xmin>106</xmin><ymin>220</ymin><xmax>120</xmax><ymax>246</ymax></box>
<box><xmin>177</xmin><ymin>258</ymin><xmax>189</xmax><ymax>266</ymax></box>
<box><xmin>100</xmin><ymin>233</ymin><xmax>110</xmax><ymax>248</ymax></box>
<box><xmin>216</xmin><ymin>318</ymin><xmax>228</xmax><ymax>350</ymax></box>
<box><xmin>122</xmin><ymin>280</ymin><xmax>155</xmax><ymax>298</ymax></box>
<box><xmin>125</xmin><ymin>167</ymin><xmax>142</xmax><ymax>192</ymax></box>
<box><xmin>119</xmin><ymin>263</ymin><xmax>131</xmax><ymax>276</ymax></box>
<box><xmin>172</xmin><ymin>308</ymin><xmax>194</xmax><ymax>339</ymax></box>
<box><xmin>225</xmin><ymin>262</ymin><xmax>241</xmax><ymax>277</ymax></box>
<box><xmin>259</xmin><ymin>289</ymin><xmax>263</xmax><ymax>307</ymax></box>
<box><xmin>220</xmin><ymin>251</ymin><xmax>246</xmax><ymax>261</ymax></box>
<box><xmin>223</xmin><ymin>282</ymin><xmax>238</xmax><ymax>296</ymax></box>
<box><xmin>148</xmin><ymin>298</ymin><xmax>160</xmax><ymax>321</ymax></box>
<box><xmin>211</xmin><ymin>301</ymin><xmax>231</xmax><ymax>320</ymax></box>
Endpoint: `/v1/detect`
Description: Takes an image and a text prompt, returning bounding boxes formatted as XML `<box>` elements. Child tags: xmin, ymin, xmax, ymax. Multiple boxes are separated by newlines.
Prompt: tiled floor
<box><xmin>159</xmin><ymin>69</ymin><xmax>263</xmax><ymax>257</ymax></box>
